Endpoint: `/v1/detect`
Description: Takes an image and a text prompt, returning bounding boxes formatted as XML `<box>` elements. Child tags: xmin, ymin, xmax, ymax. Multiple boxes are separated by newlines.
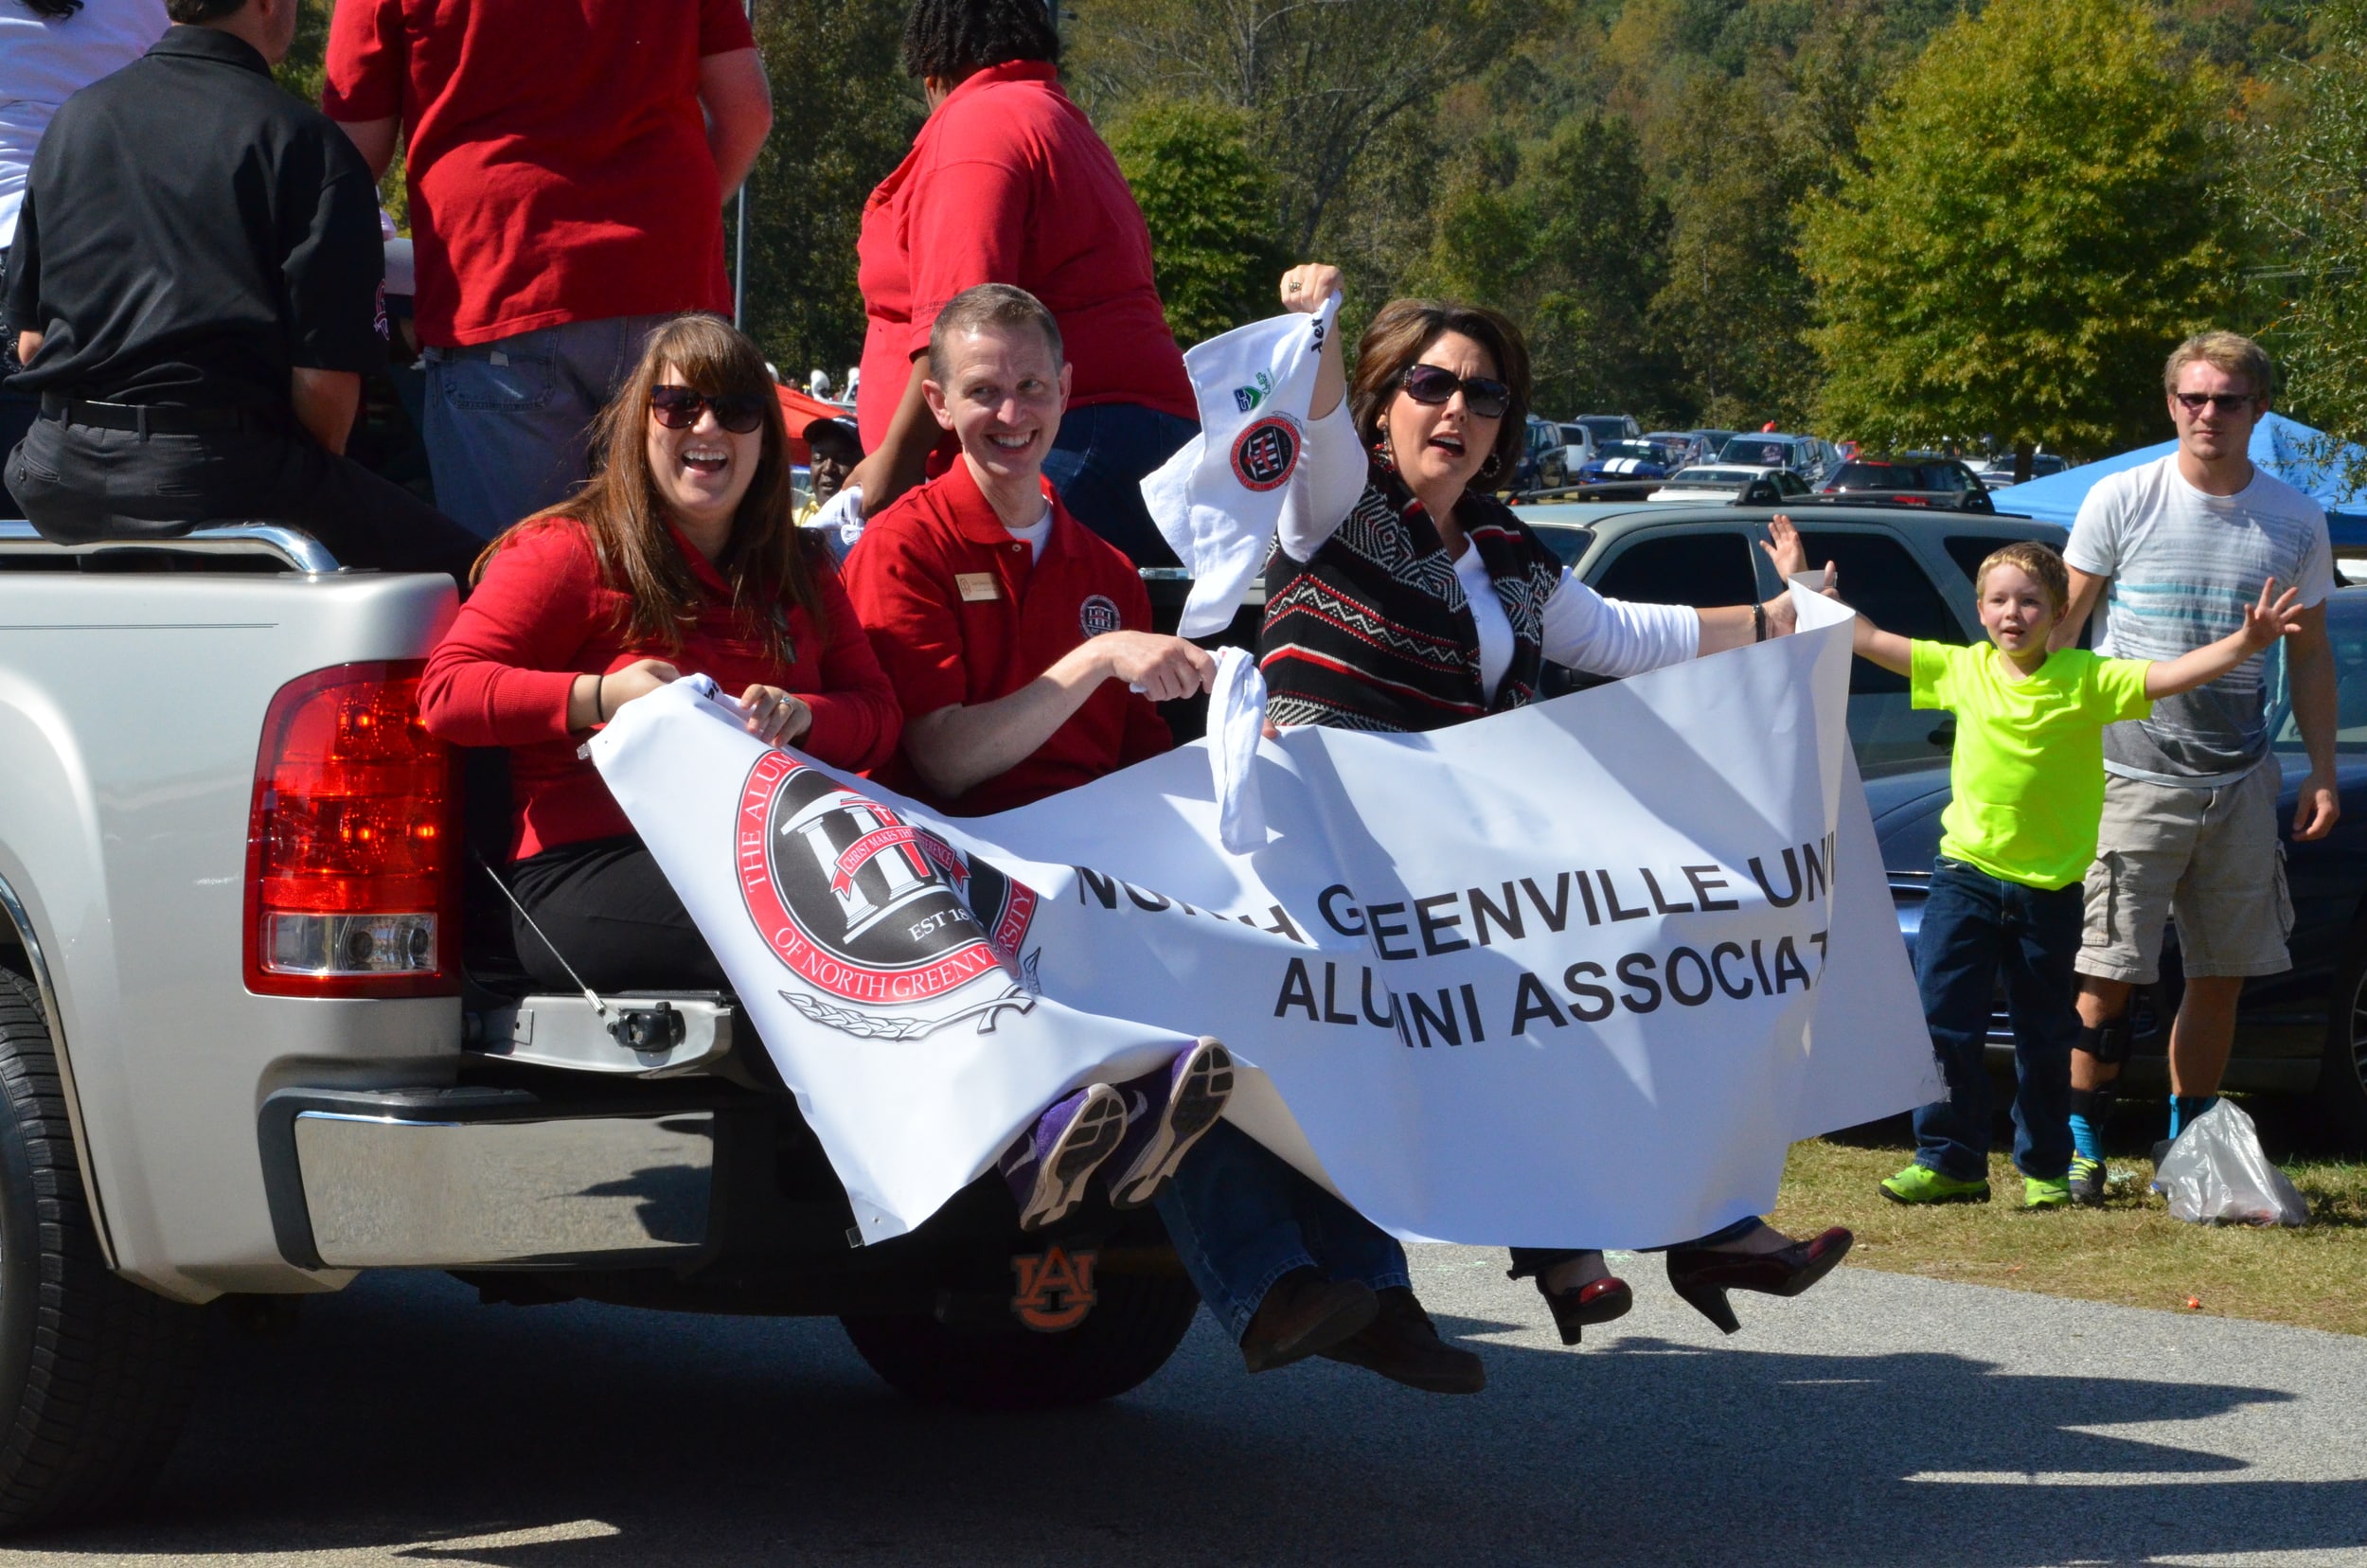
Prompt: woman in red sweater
<box><xmin>420</xmin><ymin>313</ymin><xmax>901</xmax><ymax>992</ymax></box>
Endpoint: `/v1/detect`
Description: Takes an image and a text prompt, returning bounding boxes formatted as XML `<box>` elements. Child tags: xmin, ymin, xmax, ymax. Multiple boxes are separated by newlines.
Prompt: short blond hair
<box><xmin>1976</xmin><ymin>541</ymin><xmax>2069</xmax><ymax>615</ymax></box>
<box><xmin>2163</xmin><ymin>330</ymin><xmax>2274</xmax><ymax>402</ymax></box>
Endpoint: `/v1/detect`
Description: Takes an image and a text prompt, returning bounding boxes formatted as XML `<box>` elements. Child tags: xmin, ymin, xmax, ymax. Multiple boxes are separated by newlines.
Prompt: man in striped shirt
<box><xmin>2053</xmin><ymin>331</ymin><xmax>2340</xmax><ymax>1204</ymax></box>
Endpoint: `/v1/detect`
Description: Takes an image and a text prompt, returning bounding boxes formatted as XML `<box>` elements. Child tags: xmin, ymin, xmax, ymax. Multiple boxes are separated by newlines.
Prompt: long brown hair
<box><xmin>1347</xmin><ymin>298</ymin><xmax>1533</xmax><ymax>485</ymax></box>
<box><xmin>480</xmin><ymin>312</ymin><xmax>823</xmax><ymax>660</ymax></box>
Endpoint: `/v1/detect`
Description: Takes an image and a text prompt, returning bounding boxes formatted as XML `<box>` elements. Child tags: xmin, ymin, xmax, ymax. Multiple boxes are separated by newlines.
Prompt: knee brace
<box><xmin>2078</xmin><ymin>1022</ymin><xmax>2129</xmax><ymax>1067</ymax></box>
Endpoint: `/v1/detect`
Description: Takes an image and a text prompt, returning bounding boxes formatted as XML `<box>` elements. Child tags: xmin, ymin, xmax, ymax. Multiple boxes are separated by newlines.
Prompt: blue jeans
<box><xmin>1913</xmin><ymin>857</ymin><xmax>2082</xmax><ymax>1182</ymax></box>
<box><xmin>1153</xmin><ymin>1120</ymin><xmax>1410</xmax><ymax>1343</ymax></box>
<box><xmin>422</xmin><ymin>313</ymin><xmax>672</xmax><ymax>539</ymax></box>
<box><xmin>1041</xmin><ymin>401</ymin><xmax>1197</xmax><ymax>568</ymax></box>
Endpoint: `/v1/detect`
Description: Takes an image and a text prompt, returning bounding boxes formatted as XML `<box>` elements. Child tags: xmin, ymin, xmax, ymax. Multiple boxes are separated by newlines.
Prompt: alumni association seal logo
<box><xmin>737</xmin><ymin>752</ymin><xmax>1040</xmax><ymax>1038</ymax></box>
<box><xmin>1230</xmin><ymin>413</ymin><xmax>1303</xmax><ymax>492</ymax></box>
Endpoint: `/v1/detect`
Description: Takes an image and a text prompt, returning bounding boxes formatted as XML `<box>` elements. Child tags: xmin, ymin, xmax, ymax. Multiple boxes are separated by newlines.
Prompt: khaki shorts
<box><xmin>2077</xmin><ymin>762</ymin><xmax>2294</xmax><ymax>985</ymax></box>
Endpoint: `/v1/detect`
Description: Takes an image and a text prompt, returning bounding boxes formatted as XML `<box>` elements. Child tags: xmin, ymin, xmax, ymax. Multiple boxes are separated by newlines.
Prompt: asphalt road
<box><xmin>3</xmin><ymin>1248</ymin><xmax>2364</xmax><ymax>1567</ymax></box>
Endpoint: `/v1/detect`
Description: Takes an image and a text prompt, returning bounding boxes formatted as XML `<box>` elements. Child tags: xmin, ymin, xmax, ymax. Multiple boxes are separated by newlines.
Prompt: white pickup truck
<box><xmin>0</xmin><ymin>521</ymin><xmax>1194</xmax><ymax>1529</ymax></box>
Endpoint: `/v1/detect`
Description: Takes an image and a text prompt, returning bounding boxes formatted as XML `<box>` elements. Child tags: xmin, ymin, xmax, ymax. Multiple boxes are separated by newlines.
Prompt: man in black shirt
<box><xmin>1</xmin><ymin>0</ymin><xmax>476</xmax><ymax>578</ymax></box>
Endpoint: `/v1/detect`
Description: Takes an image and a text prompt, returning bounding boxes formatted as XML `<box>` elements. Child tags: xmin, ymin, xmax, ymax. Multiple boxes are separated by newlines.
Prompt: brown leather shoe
<box><xmin>1238</xmin><ymin>1269</ymin><xmax>1379</xmax><ymax>1374</ymax></box>
<box><xmin>1320</xmin><ymin>1287</ymin><xmax>1486</xmax><ymax>1395</ymax></box>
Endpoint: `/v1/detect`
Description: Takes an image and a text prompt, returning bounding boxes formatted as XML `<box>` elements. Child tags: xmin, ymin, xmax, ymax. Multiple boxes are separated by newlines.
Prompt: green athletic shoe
<box><xmin>1880</xmin><ymin>1164</ymin><xmax>1991</xmax><ymax>1204</ymax></box>
<box><xmin>2067</xmin><ymin>1154</ymin><xmax>2109</xmax><ymax>1206</ymax></box>
<box><xmin>2023</xmin><ymin>1174</ymin><xmax>2072</xmax><ymax>1209</ymax></box>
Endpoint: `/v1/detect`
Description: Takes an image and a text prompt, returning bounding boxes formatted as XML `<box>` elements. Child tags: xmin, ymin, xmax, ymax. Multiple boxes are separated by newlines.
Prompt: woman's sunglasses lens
<box><xmin>1465</xmin><ymin>381</ymin><xmax>1510</xmax><ymax>419</ymax></box>
<box><xmin>711</xmin><ymin>395</ymin><xmax>767</xmax><ymax>434</ymax></box>
<box><xmin>1401</xmin><ymin>365</ymin><xmax>1455</xmax><ymax>404</ymax></box>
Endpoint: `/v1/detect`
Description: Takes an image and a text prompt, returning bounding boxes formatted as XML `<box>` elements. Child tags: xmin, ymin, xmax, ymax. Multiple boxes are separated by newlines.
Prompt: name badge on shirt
<box><xmin>956</xmin><ymin>572</ymin><xmax>1001</xmax><ymax>603</ymax></box>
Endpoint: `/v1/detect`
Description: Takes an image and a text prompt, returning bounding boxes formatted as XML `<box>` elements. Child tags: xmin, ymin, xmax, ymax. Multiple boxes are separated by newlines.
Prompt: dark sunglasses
<box><xmin>2172</xmin><ymin>391</ymin><xmax>2258</xmax><ymax>415</ymax></box>
<box><xmin>1399</xmin><ymin>363</ymin><xmax>1511</xmax><ymax>420</ymax></box>
<box><xmin>650</xmin><ymin>383</ymin><xmax>768</xmax><ymax>434</ymax></box>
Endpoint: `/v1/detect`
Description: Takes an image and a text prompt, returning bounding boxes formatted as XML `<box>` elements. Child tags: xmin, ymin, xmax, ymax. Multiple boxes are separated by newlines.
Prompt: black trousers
<box><xmin>506</xmin><ymin>834</ymin><xmax>729</xmax><ymax>995</ymax></box>
<box><xmin>6</xmin><ymin>411</ymin><xmax>480</xmax><ymax>580</ymax></box>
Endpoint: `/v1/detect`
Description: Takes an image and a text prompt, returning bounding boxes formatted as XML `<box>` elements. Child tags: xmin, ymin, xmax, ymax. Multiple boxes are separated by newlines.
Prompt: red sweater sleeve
<box><xmin>418</xmin><ymin>525</ymin><xmax>600</xmax><ymax>747</ymax></box>
<box><xmin>797</xmin><ymin>565</ymin><xmax>903</xmax><ymax>772</ymax></box>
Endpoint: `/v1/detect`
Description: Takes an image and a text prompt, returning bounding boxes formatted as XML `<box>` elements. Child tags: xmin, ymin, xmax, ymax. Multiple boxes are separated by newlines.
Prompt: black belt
<box><xmin>40</xmin><ymin>395</ymin><xmax>259</xmax><ymax>434</ymax></box>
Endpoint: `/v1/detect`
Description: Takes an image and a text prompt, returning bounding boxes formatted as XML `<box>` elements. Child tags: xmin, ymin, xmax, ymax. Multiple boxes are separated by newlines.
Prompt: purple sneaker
<box><xmin>1104</xmin><ymin>1038</ymin><xmax>1236</xmax><ymax>1210</ymax></box>
<box><xmin>999</xmin><ymin>1082</ymin><xmax>1128</xmax><ymax>1231</ymax></box>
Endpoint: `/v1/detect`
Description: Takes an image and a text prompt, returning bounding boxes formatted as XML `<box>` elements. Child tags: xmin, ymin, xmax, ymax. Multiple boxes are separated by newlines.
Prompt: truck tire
<box><xmin>2317</xmin><ymin>926</ymin><xmax>2367</xmax><ymax>1154</ymax></box>
<box><xmin>841</xmin><ymin>1269</ymin><xmax>1200</xmax><ymax>1411</ymax></box>
<box><xmin>0</xmin><ymin>969</ymin><xmax>206</xmax><ymax>1529</ymax></box>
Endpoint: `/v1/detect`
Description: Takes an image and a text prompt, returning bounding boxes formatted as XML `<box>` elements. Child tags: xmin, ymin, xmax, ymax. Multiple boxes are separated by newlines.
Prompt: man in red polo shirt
<box><xmin>321</xmin><ymin>0</ymin><xmax>772</xmax><ymax>541</ymax></box>
<box><xmin>844</xmin><ymin>283</ymin><xmax>1485</xmax><ymax>1397</ymax></box>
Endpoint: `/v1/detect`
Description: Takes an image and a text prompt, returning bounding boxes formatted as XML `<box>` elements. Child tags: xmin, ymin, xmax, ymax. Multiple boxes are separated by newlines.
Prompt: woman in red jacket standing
<box><xmin>845</xmin><ymin>0</ymin><xmax>1199</xmax><ymax>566</ymax></box>
<box><xmin>421</xmin><ymin>313</ymin><xmax>901</xmax><ymax>992</ymax></box>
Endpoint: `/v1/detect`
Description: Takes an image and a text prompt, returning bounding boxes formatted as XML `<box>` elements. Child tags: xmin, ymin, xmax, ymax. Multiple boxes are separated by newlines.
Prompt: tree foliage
<box><xmin>739</xmin><ymin>0</ymin><xmax>925</xmax><ymax>385</ymax></box>
<box><xmin>1800</xmin><ymin>0</ymin><xmax>2240</xmax><ymax>458</ymax></box>
<box><xmin>2249</xmin><ymin>0</ymin><xmax>2367</xmax><ymax>469</ymax></box>
<box><xmin>1424</xmin><ymin>116</ymin><xmax>1675</xmax><ymax>419</ymax></box>
<box><xmin>1106</xmin><ymin>98</ymin><xmax>1288</xmax><ymax>347</ymax></box>
<box><xmin>1068</xmin><ymin>0</ymin><xmax>1529</xmax><ymax>255</ymax></box>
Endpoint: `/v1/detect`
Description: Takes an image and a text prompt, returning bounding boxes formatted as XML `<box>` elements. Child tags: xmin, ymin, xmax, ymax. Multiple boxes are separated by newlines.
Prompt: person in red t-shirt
<box><xmin>420</xmin><ymin>315</ymin><xmax>897</xmax><ymax>994</ymax></box>
<box><xmin>322</xmin><ymin>0</ymin><xmax>773</xmax><ymax>542</ymax></box>
<box><xmin>845</xmin><ymin>0</ymin><xmax>1196</xmax><ymax>567</ymax></box>
<box><xmin>844</xmin><ymin>284</ymin><xmax>1483</xmax><ymax>1395</ymax></box>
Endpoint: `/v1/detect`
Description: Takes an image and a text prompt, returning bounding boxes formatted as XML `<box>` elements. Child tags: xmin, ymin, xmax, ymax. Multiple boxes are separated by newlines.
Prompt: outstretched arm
<box><xmin>2145</xmin><ymin>580</ymin><xmax>2302</xmax><ymax>699</ymax></box>
<box><xmin>1854</xmin><ymin>615</ymin><xmax>1912</xmax><ymax>677</ymax></box>
<box><xmin>1698</xmin><ymin>514</ymin><xmax>1836</xmax><ymax>652</ymax></box>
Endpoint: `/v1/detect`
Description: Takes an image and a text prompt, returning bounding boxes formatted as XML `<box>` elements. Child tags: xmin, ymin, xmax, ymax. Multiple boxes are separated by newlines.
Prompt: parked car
<box><xmin>1716</xmin><ymin>433</ymin><xmax>1837</xmax><ymax>486</ymax></box>
<box><xmin>1513</xmin><ymin>415</ymin><xmax>1570</xmax><ymax>492</ymax></box>
<box><xmin>1577</xmin><ymin>438</ymin><xmax>1675</xmax><ymax>483</ymax></box>
<box><xmin>1818</xmin><ymin>455</ymin><xmax>1996</xmax><ymax>512</ymax></box>
<box><xmin>1646</xmin><ymin>464</ymin><xmax>1811</xmax><ymax>503</ymax></box>
<box><xmin>1570</xmin><ymin>414</ymin><xmax>1641</xmax><ymax>448</ymax></box>
<box><xmin>1556</xmin><ymin>422</ymin><xmax>1598</xmax><ymax>474</ymax></box>
<box><xmin>1972</xmin><ymin>453</ymin><xmax>2073</xmax><ymax>491</ymax></box>
<box><xmin>1511</xmin><ymin>496</ymin><xmax>2367</xmax><ymax>1149</ymax></box>
<box><xmin>1645</xmin><ymin>430</ymin><xmax>1713</xmax><ymax>468</ymax></box>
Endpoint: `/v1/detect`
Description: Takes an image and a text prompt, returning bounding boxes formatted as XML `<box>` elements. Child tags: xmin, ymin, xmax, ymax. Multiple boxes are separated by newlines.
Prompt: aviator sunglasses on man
<box><xmin>2172</xmin><ymin>391</ymin><xmax>2260</xmax><ymax>416</ymax></box>
<box><xmin>1399</xmin><ymin>364</ymin><xmax>1512</xmax><ymax>420</ymax></box>
<box><xmin>650</xmin><ymin>384</ymin><xmax>769</xmax><ymax>434</ymax></box>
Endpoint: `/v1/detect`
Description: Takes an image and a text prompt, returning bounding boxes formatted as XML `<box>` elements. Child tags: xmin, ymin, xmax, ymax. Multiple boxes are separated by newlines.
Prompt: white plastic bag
<box><xmin>2151</xmin><ymin>1100</ymin><xmax>2311</xmax><ymax>1226</ymax></box>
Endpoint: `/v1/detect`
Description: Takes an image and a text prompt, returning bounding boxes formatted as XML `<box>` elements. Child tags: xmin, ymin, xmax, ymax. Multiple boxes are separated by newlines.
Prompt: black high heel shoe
<box><xmin>1538</xmin><ymin>1273</ymin><xmax>1632</xmax><ymax>1346</ymax></box>
<box><xmin>1664</xmin><ymin>1226</ymin><xmax>1853</xmax><ymax>1336</ymax></box>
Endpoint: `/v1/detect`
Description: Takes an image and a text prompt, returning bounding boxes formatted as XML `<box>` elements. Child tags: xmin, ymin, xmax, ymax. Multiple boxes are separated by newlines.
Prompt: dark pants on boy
<box><xmin>1912</xmin><ymin>856</ymin><xmax>2081</xmax><ymax>1182</ymax></box>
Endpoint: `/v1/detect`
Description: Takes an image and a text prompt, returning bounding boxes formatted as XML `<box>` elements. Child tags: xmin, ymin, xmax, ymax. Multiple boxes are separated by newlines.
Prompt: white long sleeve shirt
<box><xmin>1279</xmin><ymin>404</ymin><xmax>1700</xmax><ymax>698</ymax></box>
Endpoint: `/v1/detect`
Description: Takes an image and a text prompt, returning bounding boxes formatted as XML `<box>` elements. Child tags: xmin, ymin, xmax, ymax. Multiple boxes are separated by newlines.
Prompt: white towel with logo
<box><xmin>1143</xmin><ymin>295</ymin><xmax>1341</xmax><ymax>637</ymax></box>
<box><xmin>1209</xmin><ymin>647</ymin><xmax>1270</xmax><ymax>854</ymax></box>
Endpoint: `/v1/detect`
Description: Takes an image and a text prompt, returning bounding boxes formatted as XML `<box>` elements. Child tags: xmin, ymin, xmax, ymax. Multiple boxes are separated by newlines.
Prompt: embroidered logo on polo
<box><xmin>1230</xmin><ymin>414</ymin><xmax>1304</xmax><ymax>492</ymax></box>
<box><xmin>737</xmin><ymin>752</ymin><xmax>1040</xmax><ymax>1039</ymax></box>
<box><xmin>1078</xmin><ymin>594</ymin><xmax>1123</xmax><ymax>637</ymax></box>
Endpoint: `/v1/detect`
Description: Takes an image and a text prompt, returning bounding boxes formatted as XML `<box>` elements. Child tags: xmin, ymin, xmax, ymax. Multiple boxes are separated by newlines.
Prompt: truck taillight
<box><xmin>244</xmin><ymin>661</ymin><xmax>458</xmax><ymax>998</ymax></box>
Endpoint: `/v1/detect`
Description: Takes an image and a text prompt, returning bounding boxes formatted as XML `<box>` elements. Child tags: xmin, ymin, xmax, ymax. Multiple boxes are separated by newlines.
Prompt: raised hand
<box><xmin>2237</xmin><ymin>579</ymin><xmax>2305</xmax><ymax>652</ymax></box>
<box><xmin>1280</xmin><ymin>263</ymin><xmax>1344</xmax><ymax>313</ymax></box>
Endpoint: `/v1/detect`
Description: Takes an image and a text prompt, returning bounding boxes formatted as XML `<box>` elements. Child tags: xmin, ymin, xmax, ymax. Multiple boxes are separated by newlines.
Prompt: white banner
<box><xmin>590</xmin><ymin>587</ymin><xmax>1936</xmax><ymax>1247</ymax></box>
<box><xmin>1143</xmin><ymin>295</ymin><xmax>1340</xmax><ymax>637</ymax></box>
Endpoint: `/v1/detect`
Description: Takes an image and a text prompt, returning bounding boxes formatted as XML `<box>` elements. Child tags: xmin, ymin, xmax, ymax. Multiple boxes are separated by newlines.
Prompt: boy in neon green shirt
<box><xmin>1843</xmin><ymin>539</ymin><xmax>2300</xmax><ymax>1207</ymax></box>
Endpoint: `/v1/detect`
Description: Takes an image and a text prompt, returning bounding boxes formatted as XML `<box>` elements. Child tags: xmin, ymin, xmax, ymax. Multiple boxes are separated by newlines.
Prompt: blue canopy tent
<box><xmin>1989</xmin><ymin>412</ymin><xmax>2367</xmax><ymax>549</ymax></box>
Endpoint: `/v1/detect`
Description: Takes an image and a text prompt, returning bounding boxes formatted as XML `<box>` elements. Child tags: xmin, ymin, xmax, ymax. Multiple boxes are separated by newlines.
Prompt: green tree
<box><xmin>739</xmin><ymin>0</ymin><xmax>925</xmax><ymax>384</ymax></box>
<box><xmin>1106</xmin><ymin>98</ymin><xmax>1288</xmax><ymax>347</ymax></box>
<box><xmin>2249</xmin><ymin>0</ymin><xmax>2367</xmax><ymax>473</ymax></box>
<box><xmin>1800</xmin><ymin>0</ymin><xmax>2241</xmax><ymax>470</ymax></box>
<box><xmin>1425</xmin><ymin>116</ymin><xmax>1676</xmax><ymax>419</ymax></box>
<box><xmin>1069</xmin><ymin>0</ymin><xmax>1528</xmax><ymax>255</ymax></box>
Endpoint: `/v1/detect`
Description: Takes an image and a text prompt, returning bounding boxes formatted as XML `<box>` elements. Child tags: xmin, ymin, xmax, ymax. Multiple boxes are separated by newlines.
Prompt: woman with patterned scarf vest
<box><xmin>1257</xmin><ymin>263</ymin><xmax>1856</xmax><ymax>1348</ymax></box>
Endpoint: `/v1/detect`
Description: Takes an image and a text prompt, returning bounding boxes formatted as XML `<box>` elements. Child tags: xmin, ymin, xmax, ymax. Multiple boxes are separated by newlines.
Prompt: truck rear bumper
<box><xmin>258</xmin><ymin>1087</ymin><xmax>715</xmax><ymax>1271</ymax></box>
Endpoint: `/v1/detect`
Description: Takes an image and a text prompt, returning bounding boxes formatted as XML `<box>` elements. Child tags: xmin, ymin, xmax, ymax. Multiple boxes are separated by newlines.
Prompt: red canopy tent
<box><xmin>776</xmin><ymin>384</ymin><xmax>852</xmax><ymax>466</ymax></box>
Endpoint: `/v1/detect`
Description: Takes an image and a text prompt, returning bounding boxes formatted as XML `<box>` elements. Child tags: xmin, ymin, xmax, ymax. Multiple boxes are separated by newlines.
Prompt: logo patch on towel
<box><xmin>1230</xmin><ymin>414</ymin><xmax>1303</xmax><ymax>492</ymax></box>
